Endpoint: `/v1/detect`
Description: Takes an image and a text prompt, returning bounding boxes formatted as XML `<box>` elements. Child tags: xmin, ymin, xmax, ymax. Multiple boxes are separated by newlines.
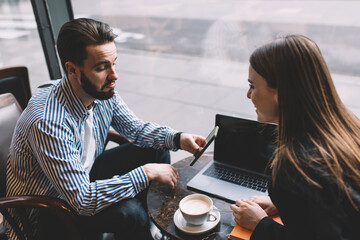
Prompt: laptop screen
<box><xmin>214</xmin><ymin>114</ymin><xmax>277</xmax><ymax>174</ymax></box>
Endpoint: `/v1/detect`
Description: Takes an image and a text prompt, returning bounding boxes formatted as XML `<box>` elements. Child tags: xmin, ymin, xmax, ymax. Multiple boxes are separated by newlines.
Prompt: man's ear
<box><xmin>274</xmin><ymin>90</ymin><xmax>278</xmax><ymax>105</ymax></box>
<box><xmin>65</xmin><ymin>62</ymin><xmax>77</xmax><ymax>77</ymax></box>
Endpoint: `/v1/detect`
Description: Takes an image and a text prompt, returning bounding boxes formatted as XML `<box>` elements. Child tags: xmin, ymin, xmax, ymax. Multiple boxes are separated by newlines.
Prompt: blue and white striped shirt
<box><xmin>6</xmin><ymin>77</ymin><xmax>179</xmax><ymax>216</ymax></box>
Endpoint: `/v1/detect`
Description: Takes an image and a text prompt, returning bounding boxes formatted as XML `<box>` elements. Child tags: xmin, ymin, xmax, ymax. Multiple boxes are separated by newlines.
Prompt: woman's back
<box><xmin>268</xmin><ymin>145</ymin><xmax>360</xmax><ymax>240</ymax></box>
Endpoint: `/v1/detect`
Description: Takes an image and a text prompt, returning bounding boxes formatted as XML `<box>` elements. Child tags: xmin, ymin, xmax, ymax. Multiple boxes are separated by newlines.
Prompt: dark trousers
<box><xmin>38</xmin><ymin>143</ymin><xmax>170</xmax><ymax>240</ymax></box>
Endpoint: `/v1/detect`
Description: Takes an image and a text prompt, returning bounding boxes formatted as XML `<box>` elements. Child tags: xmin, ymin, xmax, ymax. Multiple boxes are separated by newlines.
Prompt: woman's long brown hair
<box><xmin>250</xmin><ymin>34</ymin><xmax>360</xmax><ymax>209</ymax></box>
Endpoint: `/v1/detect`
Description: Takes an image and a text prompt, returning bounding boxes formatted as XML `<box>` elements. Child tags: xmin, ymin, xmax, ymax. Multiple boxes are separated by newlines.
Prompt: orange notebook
<box><xmin>228</xmin><ymin>216</ymin><xmax>283</xmax><ymax>240</ymax></box>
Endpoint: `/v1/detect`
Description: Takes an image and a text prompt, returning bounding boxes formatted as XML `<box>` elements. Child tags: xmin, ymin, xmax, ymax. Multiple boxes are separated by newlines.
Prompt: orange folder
<box><xmin>228</xmin><ymin>216</ymin><xmax>283</xmax><ymax>240</ymax></box>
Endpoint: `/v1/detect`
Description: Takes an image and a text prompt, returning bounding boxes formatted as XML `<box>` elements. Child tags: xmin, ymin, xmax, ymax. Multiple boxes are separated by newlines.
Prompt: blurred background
<box><xmin>1</xmin><ymin>0</ymin><xmax>360</xmax><ymax>162</ymax></box>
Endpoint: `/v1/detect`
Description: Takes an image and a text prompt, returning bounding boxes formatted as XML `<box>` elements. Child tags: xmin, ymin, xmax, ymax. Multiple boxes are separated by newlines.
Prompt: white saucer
<box><xmin>173</xmin><ymin>208</ymin><xmax>221</xmax><ymax>235</ymax></box>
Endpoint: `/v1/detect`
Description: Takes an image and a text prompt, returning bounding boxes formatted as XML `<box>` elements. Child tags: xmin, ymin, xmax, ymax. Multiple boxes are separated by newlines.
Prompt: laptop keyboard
<box><xmin>203</xmin><ymin>163</ymin><xmax>269</xmax><ymax>192</ymax></box>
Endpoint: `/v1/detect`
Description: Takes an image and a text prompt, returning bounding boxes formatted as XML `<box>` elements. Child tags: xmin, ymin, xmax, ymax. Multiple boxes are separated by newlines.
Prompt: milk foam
<box><xmin>182</xmin><ymin>199</ymin><xmax>210</xmax><ymax>214</ymax></box>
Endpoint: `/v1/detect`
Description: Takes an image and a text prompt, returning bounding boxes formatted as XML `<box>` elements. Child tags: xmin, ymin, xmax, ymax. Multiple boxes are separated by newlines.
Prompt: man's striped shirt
<box><xmin>6</xmin><ymin>77</ymin><xmax>178</xmax><ymax>216</ymax></box>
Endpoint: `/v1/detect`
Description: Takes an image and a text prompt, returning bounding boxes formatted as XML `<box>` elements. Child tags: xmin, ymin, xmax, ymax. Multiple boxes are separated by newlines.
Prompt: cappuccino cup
<box><xmin>179</xmin><ymin>194</ymin><xmax>217</xmax><ymax>226</ymax></box>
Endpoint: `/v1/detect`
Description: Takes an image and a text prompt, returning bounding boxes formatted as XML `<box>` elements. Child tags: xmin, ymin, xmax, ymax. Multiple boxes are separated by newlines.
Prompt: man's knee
<box><xmin>83</xmin><ymin>198</ymin><xmax>150</xmax><ymax>239</ymax></box>
<box><xmin>118</xmin><ymin>199</ymin><xmax>148</xmax><ymax>225</ymax></box>
<box><xmin>112</xmin><ymin>199</ymin><xmax>151</xmax><ymax>239</ymax></box>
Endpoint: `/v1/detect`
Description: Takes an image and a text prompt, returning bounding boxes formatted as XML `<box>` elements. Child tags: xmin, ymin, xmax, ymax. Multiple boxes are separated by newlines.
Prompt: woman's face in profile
<box><xmin>247</xmin><ymin>65</ymin><xmax>279</xmax><ymax>124</ymax></box>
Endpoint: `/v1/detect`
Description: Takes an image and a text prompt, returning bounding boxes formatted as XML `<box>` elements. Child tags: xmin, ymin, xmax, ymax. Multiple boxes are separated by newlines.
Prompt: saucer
<box><xmin>173</xmin><ymin>208</ymin><xmax>221</xmax><ymax>235</ymax></box>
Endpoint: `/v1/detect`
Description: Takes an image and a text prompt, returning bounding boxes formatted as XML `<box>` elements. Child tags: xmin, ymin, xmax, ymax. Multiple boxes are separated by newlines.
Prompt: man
<box><xmin>6</xmin><ymin>18</ymin><xmax>206</xmax><ymax>240</ymax></box>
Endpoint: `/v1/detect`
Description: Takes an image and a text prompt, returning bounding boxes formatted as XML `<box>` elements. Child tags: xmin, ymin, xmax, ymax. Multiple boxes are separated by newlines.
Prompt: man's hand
<box><xmin>248</xmin><ymin>195</ymin><xmax>278</xmax><ymax>216</ymax></box>
<box><xmin>143</xmin><ymin>163</ymin><xmax>178</xmax><ymax>189</ymax></box>
<box><xmin>179</xmin><ymin>133</ymin><xmax>206</xmax><ymax>155</ymax></box>
<box><xmin>230</xmin><ymin>199</ymin><xmax>267</xmax><ymax>231</ymax></box>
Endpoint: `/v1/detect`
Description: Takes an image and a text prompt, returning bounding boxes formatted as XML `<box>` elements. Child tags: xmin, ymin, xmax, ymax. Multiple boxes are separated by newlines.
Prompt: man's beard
<box><xmin>80</xmin><ymin>71</ymin><xmax>115</xmax><ymax>100</ymax></box>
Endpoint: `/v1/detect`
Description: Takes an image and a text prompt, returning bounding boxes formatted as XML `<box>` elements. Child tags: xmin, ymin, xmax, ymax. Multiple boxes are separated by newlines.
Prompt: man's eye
<box><xmin>96</xmin><ymin>63</ymin><xmax>115</xmax><ymax>72</ymax></box>
<box><xmin>96</xmin><ymin>65</ymin><xmax>108</xmax><ymax>71</ymax></box>
<box><xmin>249</xmin><ymin>83</ymin><xmax>254</xmax><ymax>89</ymax></box>
<box><xmin>96</xmin><ymin>68</ymin><xmax>105</xmax><ymax>72</ymax></box>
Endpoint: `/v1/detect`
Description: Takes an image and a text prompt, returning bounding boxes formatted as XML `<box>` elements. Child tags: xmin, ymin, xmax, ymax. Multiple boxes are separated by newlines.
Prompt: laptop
<box><xmin>187</xmin><ymin>114</ymin><xmax>277</xmax><ymax>202</ymax></box>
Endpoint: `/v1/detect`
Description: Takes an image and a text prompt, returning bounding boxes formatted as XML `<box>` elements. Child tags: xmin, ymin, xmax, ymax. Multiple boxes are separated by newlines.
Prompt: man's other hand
<box><xmin>179</xmin><ymin>133</ymin><xmax>206</xmax><ymax>155</ymax></box>
<box><xmin>143</xmin><ymin>163</ymin><xmax>178</xmax><ymax>189</ymax></box>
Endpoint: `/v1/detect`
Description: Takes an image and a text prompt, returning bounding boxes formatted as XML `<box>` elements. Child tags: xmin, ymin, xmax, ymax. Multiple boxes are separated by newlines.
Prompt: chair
<box><xmin>0</xmin><ymin>67</ymin><xmax>31</xmax><ymax>111</ymax></box>
<box><xmin>0</xmin><ymin>93</ymin><xmax>81</xmax><ymax>240</ymax></box>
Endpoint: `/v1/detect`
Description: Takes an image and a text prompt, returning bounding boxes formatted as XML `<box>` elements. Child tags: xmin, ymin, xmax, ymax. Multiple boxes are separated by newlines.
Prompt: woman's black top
<box><xmin>251</xmin><ymin>142</ymin><xmax>360</xmax><ymax>240</ymax></box>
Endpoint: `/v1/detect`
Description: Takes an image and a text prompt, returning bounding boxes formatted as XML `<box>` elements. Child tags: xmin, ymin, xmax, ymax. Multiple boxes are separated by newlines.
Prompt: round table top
<box><xmin>147</xmin><ymin>153</ymin><xmax>236</xmax><ymax>240</ymax></box>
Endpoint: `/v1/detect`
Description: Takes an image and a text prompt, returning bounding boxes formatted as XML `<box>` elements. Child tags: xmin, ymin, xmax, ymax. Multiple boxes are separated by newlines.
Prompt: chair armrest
<box><xmin>106</xmin><ymin>129</ymin><xmax>130</xmax><ymax>145</ymax></box>
<box><xmin>0</xmin><ymin>196</ymin><xmax>75</xmax><ymax>217</ymax></box>
<box><xmin>0</xmin><ymin>196</ymin><xmax>81</xmax><ymax>240</ymax></box>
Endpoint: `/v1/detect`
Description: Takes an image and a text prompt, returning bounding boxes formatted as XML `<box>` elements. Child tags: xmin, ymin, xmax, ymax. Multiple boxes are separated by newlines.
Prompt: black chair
<box><xmin>0</xmin><ymin>66</ymin><xmax>31</xmax><ymax>111</ymax></box>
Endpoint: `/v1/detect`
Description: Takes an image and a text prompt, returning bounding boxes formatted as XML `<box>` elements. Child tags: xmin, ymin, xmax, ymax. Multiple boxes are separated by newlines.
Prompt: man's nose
<box><xmin>108</xmin><ymin>65</ymin><xmax>118</xmax><ymax>81</ymax></box>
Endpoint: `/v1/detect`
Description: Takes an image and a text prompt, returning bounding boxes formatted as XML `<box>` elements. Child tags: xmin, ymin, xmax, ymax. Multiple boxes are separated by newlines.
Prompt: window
<box><xmin>72</xmin><ymin>0</ymin><xmax>360</xmax><ymax>160</ymax></box>
<box><xmin>0</xmin><ymin>0</ymin><xmax>48</xmax><ymax>94</ymax></box>
<box><xmin>1</xmin><ymin>0</ymin><xmax>359</xmax><ymax>161</ymax></box>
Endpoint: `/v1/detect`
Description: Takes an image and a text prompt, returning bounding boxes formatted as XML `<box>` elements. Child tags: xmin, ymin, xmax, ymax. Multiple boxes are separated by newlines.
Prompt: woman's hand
<box><xmin>248</xmin><ymin>195</ymin><xmax>278</xmax><ymax>216</ymax></box>
<box><xmin>230</xmin><ymin>199</ymin><xmax>268</xmax><ymax>231</ymax></box>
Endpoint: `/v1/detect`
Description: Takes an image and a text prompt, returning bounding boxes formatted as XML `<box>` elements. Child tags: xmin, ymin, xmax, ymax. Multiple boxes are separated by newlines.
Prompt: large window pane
<box><xmin>72</xmin><ymin>0</ymin><xmax>360</xmax><ymax>160</ymax></box>
<box><xmin>0</xmin><ymin>0</ymin><xmax>48</xmax><ymax>92</ymax></box>
<box><xmin>1</xmin><ymin>1</ymin><xmax>359</xmax><ymax>161</ymax></box>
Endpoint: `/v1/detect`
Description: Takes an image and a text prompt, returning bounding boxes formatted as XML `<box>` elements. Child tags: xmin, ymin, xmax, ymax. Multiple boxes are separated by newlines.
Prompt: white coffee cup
<box><xmin>179</xmin><ymin>193</ymin><xmax>217</xmax><ymax>226</ymax></box>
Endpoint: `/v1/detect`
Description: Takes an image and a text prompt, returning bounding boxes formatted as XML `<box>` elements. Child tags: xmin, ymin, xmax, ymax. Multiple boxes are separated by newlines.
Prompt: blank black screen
<box><xmin>214</xmin><ymin>114</ymin><xmax>277</xmax><ymax>174</ymax></box>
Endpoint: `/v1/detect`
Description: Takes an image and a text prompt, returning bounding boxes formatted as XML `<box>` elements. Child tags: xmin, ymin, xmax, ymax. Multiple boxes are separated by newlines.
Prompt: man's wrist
<box><xmin>142</xmin><ymin>164</ymin><xmax>154</xmax><ymax>181</ymax></box>
<box><xmin>174</xmin><ymin>132</ymin><xmax>182</xmax><ymax>149</ymax></box>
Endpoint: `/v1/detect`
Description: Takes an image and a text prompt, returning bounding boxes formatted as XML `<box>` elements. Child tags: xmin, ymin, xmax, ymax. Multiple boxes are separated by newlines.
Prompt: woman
<box><xmin>230</xmin><ymin>35</ymin><xmax>360</xmax><ymax>239</ymax></box>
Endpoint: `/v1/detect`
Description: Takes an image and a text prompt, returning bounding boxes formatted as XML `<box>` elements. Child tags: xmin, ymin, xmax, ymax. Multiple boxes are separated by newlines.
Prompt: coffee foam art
<box><xmin>181</xmin><ymin>199</ymin><xmax>211</xmax><ymax>215</ymax></box>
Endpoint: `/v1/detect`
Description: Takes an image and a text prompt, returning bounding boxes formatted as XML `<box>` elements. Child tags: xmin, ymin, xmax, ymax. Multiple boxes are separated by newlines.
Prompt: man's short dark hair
<box><xmin>57</xmin><ymin>18</ymin><xmax>117</xmax><ymax>75</ymax></box>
